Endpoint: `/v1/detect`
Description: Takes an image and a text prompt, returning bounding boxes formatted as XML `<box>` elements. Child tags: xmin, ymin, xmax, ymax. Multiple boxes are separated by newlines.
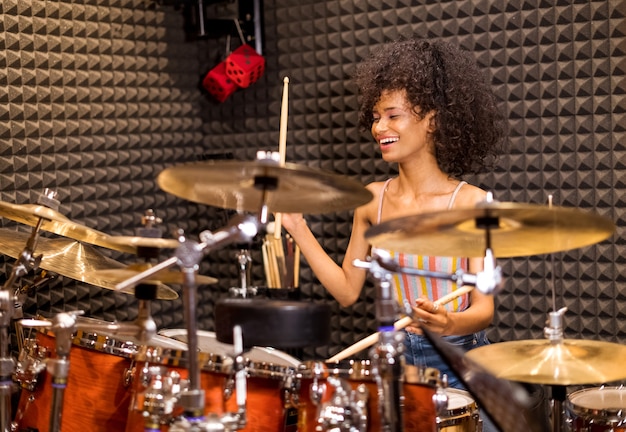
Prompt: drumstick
<box><xmin>274</xmin><ymin>76</ymin><xmax>290</xmax><ymax>240</ymax></box>
<box><xmin>326</xmin><ymin>285</ymin><xmax>474</xmax><ymax>363</ymax></box>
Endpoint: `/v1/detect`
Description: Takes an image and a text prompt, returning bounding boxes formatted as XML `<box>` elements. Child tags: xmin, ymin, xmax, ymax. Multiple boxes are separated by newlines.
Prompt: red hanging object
<box><xmin>202</xmin><ymin>60</ymin><xmax>239</xmax><ymax>103</ymax></box>
<box><xmin>225</xmin><ymin>44</ymin><xmax>266</xmax><ymax>88</ymax></box>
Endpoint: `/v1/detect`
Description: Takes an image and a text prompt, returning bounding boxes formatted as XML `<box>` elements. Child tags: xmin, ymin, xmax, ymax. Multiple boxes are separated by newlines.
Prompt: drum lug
<box><xmin>314</xmin><ymin>376</ymin><xmax>369</xmax><ymax>432</ymax></box>
<box><xmin>123</xmin><ymin>362</ymin><xmax>136</xmax><ymax>388</ymax></box>
<box><xmin>13</xmin><ymin>338</ymin><xmax>48</xmax><ymax>391</ymax></box>
<box><xmin>432</xmin><ymin>386</ymin><xmax>449</xmax><ymax>416</ymax></box>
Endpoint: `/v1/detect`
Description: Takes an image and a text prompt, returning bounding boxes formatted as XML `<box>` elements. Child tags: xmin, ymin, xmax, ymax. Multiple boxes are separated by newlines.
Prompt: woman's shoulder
<box><xmin>455</xmin><ymin>182</ymin><xmax>489</xmax><ymax>208</ymax></box>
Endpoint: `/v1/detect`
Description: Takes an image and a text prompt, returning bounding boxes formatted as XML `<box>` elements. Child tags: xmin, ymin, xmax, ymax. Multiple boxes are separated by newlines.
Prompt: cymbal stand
<box><xmin>229</xmin><ymin>247</ymin><xmax>258</xmax><ymax>298</ymax></box>
<box><xmin>116</xmin><ymin>213</ymin><xmax>260</xmax><ymax>431</ymax></box>
<box><xmin>45</xmin><ymin>311</ymin><xmax>82</xmax><ymax>432</ymax></box>
<box><xmin>0</xmin><ymin>191</ymin><xmax>61</xmax><ymax>432</ymax></box>
<box><xmin>349</xmin><ymin>246</ymin><xmax>503</xmax><ymax>432</ymax></box>
<box><xmin>354</xmin><ymin>255</ymin><xmax>405</xmax><ymax>432</ymax></box>
<box><xmin>543</xmin><ymin>307</ymin><xmax>568</xmax><ymax>432</ymax></box>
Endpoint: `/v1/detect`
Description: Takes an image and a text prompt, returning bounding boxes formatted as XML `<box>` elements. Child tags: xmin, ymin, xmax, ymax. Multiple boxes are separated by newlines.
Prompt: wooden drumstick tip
<box><xmin>283</xmin><ymin>77</ymin><xmax>289</xmax><ymax>84</ymax></box>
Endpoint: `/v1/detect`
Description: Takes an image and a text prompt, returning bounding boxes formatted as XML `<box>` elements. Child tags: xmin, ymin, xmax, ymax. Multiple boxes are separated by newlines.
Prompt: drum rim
<box><xmin>567</xmin><ymin>387</ymin><xmax>626</xmax><ymax>419</ymax></box>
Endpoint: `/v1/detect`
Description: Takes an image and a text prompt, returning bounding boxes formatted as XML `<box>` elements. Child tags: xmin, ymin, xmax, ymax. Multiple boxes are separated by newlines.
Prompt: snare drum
<box><xmin>13</xmin><ymin>317</ymin><xmax>176</xmax><ymax>432</ymax></box>
<box><xmin>298</xmin><ymin>360</ymin><xmax>439</xmax><ymax>431</ymax></box>
<box><xmin>437</xmin><ymin>388</ymin><xmax>480</xmax><ymax>432</ymax></box>
<box><xmin>155</xmin><ymin>329</ymin><xmax>301</xmax><ymax>432</ymax></box>
<box><xmin>566</xmin><ymin>387</ymin><xmax>626</xmax><ymax>431</ymax></box>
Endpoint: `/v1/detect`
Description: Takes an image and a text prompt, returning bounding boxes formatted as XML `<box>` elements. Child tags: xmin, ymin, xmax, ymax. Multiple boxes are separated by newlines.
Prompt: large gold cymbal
<box><xmin>0</xmin><ymin>229</ymin><xmax>178</xmax><ymax>300</ymax></box>
<box><xmin>365</xmin><ymin>202</ymin><xmax>615</xmax><ymax>257</ymax></box>
<box><xmin>157</xmin><ymin>160</ymin><xmax>373</xmax><ymax>213</ymax></box>
<box><xmin>465</xmin><ymin>339</ymin><xmax>626</xmax><ymax>385</ymax></box>
<box><xmin>94</xmin><ymin>263</ymin><xmax>218</xmax><ymax>286</ymax></box>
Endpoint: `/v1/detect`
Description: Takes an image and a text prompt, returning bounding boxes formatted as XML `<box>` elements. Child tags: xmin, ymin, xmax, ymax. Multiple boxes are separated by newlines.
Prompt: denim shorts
<box><xmin>402</xmin><ymin>330</ymin><xmax>491</xmax><ymax>390</ymax></box>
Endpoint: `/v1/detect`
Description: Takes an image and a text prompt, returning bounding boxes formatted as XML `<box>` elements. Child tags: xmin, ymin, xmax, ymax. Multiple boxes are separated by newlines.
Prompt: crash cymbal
<box><xmin>157</xmin><ymin>159</ymin><xmax>373</xmax><ymax>214</ymax></box>
<box><xmin>0</xmin><ymin>229</ymin><xmax>178</xmax><ymax>300</ymax></box>
<box><xmin>0</xmin><ymin>200</ymin><xmax>111</xmax><ymax>245</ymax></box>
<box><xmin>0</xmin><ymin>200</ymin><xmax>179</xmax><ymax>255</ymax></box>
<box><xmin>465</xmin><ymin>339</ymin><xmax>626</xmax><ymax>385</ymax></box>
<box><xmin>94</xmin><ymin>263</ymin><xmax>218</xmax><ymax>286</ymax></box>
<box><xmin>365</xmin><ymin>202</ymin><xmax>615</xmax><ymax>258</ymax></box>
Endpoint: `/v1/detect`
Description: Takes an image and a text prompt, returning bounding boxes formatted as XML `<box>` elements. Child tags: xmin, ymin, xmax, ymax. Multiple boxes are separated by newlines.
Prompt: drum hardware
<box><xmin>315</xmin><ymin>375</ymin><xmax>369</xmax><ymax>431</ymax></box>
<box><xmin>422</xmin><ymin>327</ymin><xmax>546</xmax><ymax>432</ymax></box>
<box><xmin>364</xmin><ymin>197</ymin><xmax>616</xmax><ymax>258</ymax></box>
<box><xmin>228</xmin><ymin>247</ymin><xmax>259</xmax><ymax>298</ymax></box>
<box><xmin>132</xmin><ymin>364</ymin><xmax>186</xmax><ymax>429</ymax></box>
<box><xmin>341</xmin><ymin>244</ymin><xmax>504</xmax><ymax>432</ymax></box>
<box><xmin>0</xmin><ymin>190</ymin><xmax>65</xmax><ymax>432</ymax></box>
<box><xmin>298</xmin><ymin>360</ymin><xmax>369</xmax><ymax>431</ymax></box>
<box><xmin>466</xmin><ymin>308</ymin><xmax>626</xmax><ymax>432</ymax></box>
<box><xmin>17</xmin><ymin>311</ymin><xmax>84</xmax><ymax>432</ymax></box>
<box><xmin>116</xmin><ymin>213</ymin><xmax>260</xmax><ymax>431</ymax></box>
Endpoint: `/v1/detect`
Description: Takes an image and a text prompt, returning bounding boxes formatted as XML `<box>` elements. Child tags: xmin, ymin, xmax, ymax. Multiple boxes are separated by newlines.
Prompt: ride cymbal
<box><xmin>365</xmin><ymin>202</ymin><xmax>615</xmax><ymax>258</ymax></box>
<box><xmin>465</xmin><ymin>339</ymin><xmax>626</xmax><ymax>385</ymax></box>
<box><xmin>94</xmin><ymin>263</ymin><xmax>218</xmax><ymax>286</ymax></box>
<box><xmin>157</xmin><ymin>159</ymin><xmax>373</xmax><ymax>214</ymax></box>
<box><xmin>0</xmin><ymin>229</ymin><xmax>178</xmax><ymax>300</ymax></box>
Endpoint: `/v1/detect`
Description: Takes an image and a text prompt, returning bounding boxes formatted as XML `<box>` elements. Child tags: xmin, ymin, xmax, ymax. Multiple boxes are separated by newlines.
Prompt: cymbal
<box><xmin>0</xmin><ymin>200</ymin><xmax>180</xmax><ymax>255</ymax></box>
<box><xmin>157</xmin><ymin>160</ymin><xmax>373</xmax><ymax>213</ymax></box>
<box><xmin>93</xmin><ymin>263</ymin><xmax>218</xmax><ymax>286</ymax></box>
<box><xmin>465</xmin><ymin>339</ymin><xmax>626</xmax><ymax>385</ymax></box>
<box><xmin>92</xmin><ymin>235</ymin><xmax>180</xmax><ymax>254</ymax></box>
<box><xmin>365</xmin><ymin>202</ymin><xmax>615</xmax><ymax>258</ymax></box>
<box><xmin>0</xmin><ymin>200</ymin><xmax>111</xmax><ymax>246</ymax></box>
<box><xmin>0</xmin><ymin>229</ymin><xmax>178</xmax><ymax>300</ymax></box>
<box><xmin>422</xmin><ymin>328</ymin><xmax>548</xmax><ymax>432</ymax></box>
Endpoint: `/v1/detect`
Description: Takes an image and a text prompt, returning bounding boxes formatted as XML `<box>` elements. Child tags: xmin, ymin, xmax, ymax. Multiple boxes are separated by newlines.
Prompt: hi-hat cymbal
<box><xmin>94</xmin><ymin>263</ymin><xmax>218</xmax><ymax>286</ymax></box>
<box><xmin>157</xmin><ymin>160</ymin><xmax>373</xmax><ymax>213</ymax></box>
<box><xmin>365</xmin><ymin>202</ymin><xmax>615</xmax><ymax>258</ymax></box>
<box><xmin>0</xmin><ymin>229</ymin><xmax>178</xmax><ymax>300</ymax></box>
<box><xmin>465</xmin><ymin>339</ymin><xmax>626</xmax><ymax>385</ymax></box>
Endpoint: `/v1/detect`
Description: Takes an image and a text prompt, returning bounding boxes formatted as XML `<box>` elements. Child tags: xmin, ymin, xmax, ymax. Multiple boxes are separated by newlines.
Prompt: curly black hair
<box><xmin>353</xmin><ymin>37</ymin><xmax>507</xmax><ymax>177</ymax></box>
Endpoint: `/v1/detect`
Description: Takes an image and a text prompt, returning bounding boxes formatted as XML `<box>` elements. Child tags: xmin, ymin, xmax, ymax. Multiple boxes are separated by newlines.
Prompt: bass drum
<box><xmin>157</xmin><ymin>329</ymin><xmax>302</xmax><ymax>432</ymax></box>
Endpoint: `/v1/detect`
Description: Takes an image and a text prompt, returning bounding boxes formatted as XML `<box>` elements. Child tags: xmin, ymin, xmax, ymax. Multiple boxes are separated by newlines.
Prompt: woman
<box><xmin>282</xmin><ymin>37</ymin><xmax>507</xmax><ymax>429</ymax></box>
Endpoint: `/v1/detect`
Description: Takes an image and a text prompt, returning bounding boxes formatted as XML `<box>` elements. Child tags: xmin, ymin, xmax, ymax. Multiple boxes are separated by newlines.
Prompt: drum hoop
<box><xmin>439</xmin><ymin>389</ymin><xmax>478</xmax><ymax>418</ymax></box>
<box><xmin>568</xmin><ymin>387</ymin><xmax>626</xmax><ymax>420</ymax></box>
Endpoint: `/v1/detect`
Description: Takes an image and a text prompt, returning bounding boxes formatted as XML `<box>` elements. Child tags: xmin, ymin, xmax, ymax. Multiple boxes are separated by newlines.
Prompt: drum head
<box><xmin>158</xmin><ymin>329</ymin><xmax>301</xmax><ymax>368</ymax></box>
<box><xmin>569</xmin><ymin>387</ymin><xmax>626</xmax><ymax>413</ymax></box>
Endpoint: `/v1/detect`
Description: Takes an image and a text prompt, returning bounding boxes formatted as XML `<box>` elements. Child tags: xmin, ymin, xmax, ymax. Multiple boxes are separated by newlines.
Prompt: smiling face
<box><xmin>370</xmin><ymin>89</ymin><xmax>436</xmax><ymax>164</ymax></box>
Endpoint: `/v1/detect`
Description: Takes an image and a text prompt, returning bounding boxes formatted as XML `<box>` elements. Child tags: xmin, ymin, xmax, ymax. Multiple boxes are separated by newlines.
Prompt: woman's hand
<box><xmin>278</xmin><ymin>213</ymin><xmax>306</xmax><ymax>235</ymax></box>
<box><xmin>407</xmin><ymin>296</ymin><xmax>450</xmax><ymax>335</ymax></box>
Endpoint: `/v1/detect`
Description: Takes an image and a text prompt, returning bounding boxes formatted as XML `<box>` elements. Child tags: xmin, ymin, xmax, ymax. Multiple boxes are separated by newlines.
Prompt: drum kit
<box><xmin>0</xmin><ymin>149</ymin><xmax>622</xmax><ymax>432</ymax></box>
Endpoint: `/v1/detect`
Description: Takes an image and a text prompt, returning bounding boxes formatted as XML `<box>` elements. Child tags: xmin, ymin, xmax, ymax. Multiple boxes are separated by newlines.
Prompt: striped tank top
<box><xmin>372</xmin><ymin>179</ymin><xmax>470</xmax><ymax>312</ymax></box>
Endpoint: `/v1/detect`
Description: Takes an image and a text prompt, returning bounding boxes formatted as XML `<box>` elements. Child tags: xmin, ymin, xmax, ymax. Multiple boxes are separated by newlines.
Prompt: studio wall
<box><xmin>0</xmin><ymin>0</ymin><xmax>624</xmax><ymax>364</ymax></box>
